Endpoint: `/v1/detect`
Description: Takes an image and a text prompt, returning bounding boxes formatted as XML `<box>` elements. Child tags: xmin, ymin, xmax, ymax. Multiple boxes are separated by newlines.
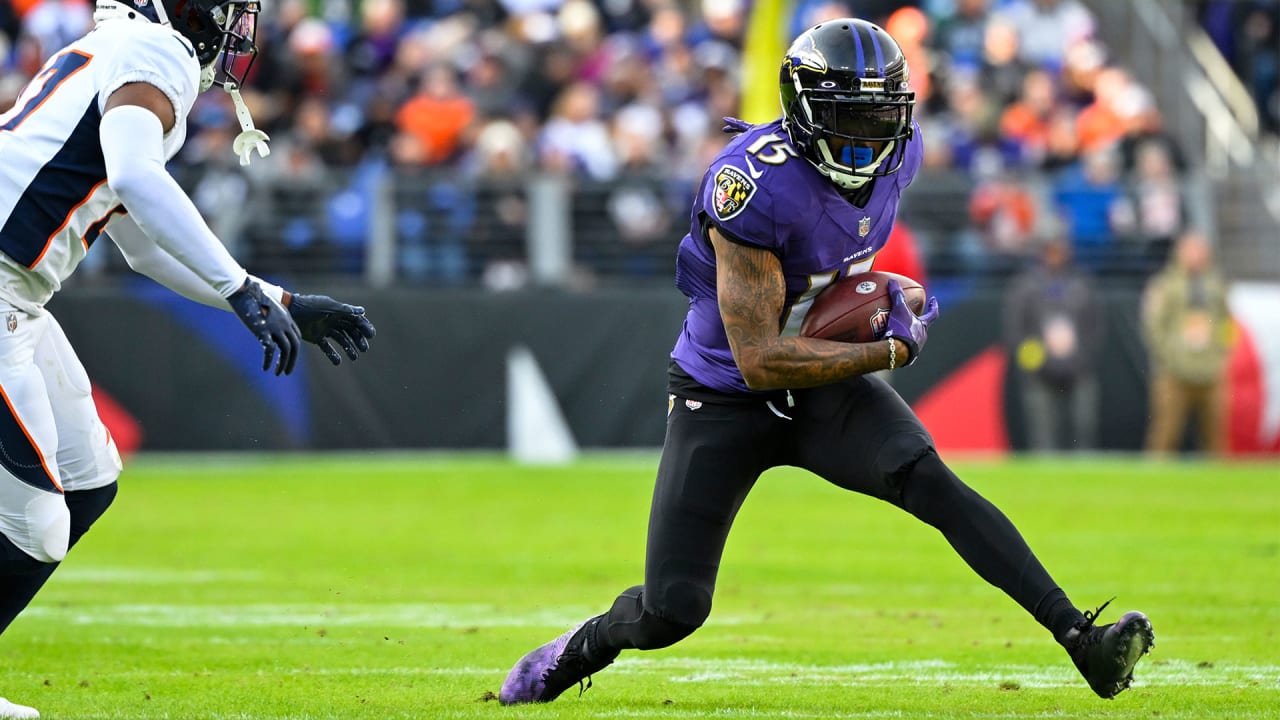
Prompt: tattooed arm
<box><xmin>711</xmin><ymin>227</ymin><xmax>905</xmax><ymax>390</ymax></box>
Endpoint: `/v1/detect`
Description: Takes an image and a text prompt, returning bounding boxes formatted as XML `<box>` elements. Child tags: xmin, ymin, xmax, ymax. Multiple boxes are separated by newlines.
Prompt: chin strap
<box><xmin>225</xmin><ymin>82</ymin><xmax>270</xmax><ymax>166</ymax></box>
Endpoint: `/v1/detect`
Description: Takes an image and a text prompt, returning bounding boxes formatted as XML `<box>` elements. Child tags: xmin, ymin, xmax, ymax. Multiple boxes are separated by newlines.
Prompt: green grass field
<box><xmin>1</xmin><ymin>453</ymin><xmax>1276</xmax><ymax>719</ymax></box>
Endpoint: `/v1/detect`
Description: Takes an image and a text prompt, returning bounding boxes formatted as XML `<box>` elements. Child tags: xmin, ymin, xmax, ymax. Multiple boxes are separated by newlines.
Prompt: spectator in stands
<box><xmin>1115</xmin><ymin>86</ymin><xmax>1187</xmax><ymax>175</ymax></box>
<box><xmin>346</xmin><ymin>0</ymin><xmax>406</xmax><ymax>81</ymax></box>
<box><xmin>19</xmin><ymin>0</ymin><xmax>91</xmax><ymax>61</ymax></box>
<box><xmin>997</xmin><ymin>0</ymin><xmax>1095</xmax><ymax>73</ymax></box>
<box><xmin>930</xmin><ymin>0</ymin><xmax>991</xmax><ymax>75</ymax></box>
<box><xmin>1000</xmin><ymin>68</ymin><xmax>1059</xmax><ymax>167</ymax></box>
<box><xmin>1003</xmin><ymin>231</ymin><xmax>1102</xmax><ymax>451</ymax></box>
<box><xmin>1235</xmin><ymin>3</ymin><xmax>1279</xmax><ymax>134</ymax></box>
<box><xmin>885</xmin><ymin>7</ymin><xmax>934</xmax><ymax>106</ymax></box>
<box><xmin>469</xmin><ymin>120</ymin><xmax>534</xmax><ymax>290</ymax></box>
<box><xmin>1121</xmin><ymin>142</ymin><xmax>1189</xmax><ymax>267</ymax></box>
<box><xmin>394</xmin><ymin>63</ymin><xmax>477</xmax><ymax>166</ymax></box>
<box><xmin>1141</xmin><ymin>231</ymin><xmax>1233</xmax><ymax>456</ymax></box>
<box><xmin>538</xmin><ymin>81</ymin><xmax>619</xmax><ymax>180</ymax></box>
<box><xmin>1040</xmin><ymin>106</ymin><xmax>1082</xmax><ymax>172</ymax></box>
<box><xmin>1052</xmin><ymin>145</ymin><xmax>1127</xmax><ymax>262</ymax></box>
<box><xmin>969</xmin><ymin>152</ymin><xmax>1040</xmax><ymax>258</ymax></box>
<box><xmin>1203</xmin><ymin>1</ymin><xmax>1280</xmax><ymax>134</ymax></box>
<box><xmin>1058</xmin><ymin>38</ymin><xmax>1106</xmax><ymax>108</ymax></box>
<box><xmin>978</xmin><ymin>17</ymin><xmax>1031</xmax><ymax>107</ymax></box>
<box><xmin>1075</xmin><ymin>66</ymin><xmax>1132</xmax><ymax>154</ymax></box>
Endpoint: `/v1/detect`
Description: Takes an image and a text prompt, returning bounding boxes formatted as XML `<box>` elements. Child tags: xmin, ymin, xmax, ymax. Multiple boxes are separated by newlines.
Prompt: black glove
<box><xmin>227</xmin><ymin>279</ymin><xmax>301</xmax><ymax>376</ymax></box>
<box><xmin>286</xmin><ymin>293</ymin><xmax>376</xmax><ymax>365</ymax></box>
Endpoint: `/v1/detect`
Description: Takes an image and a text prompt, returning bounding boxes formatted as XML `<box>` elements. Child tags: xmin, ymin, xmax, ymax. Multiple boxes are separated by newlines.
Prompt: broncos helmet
<box><xmin>94</xmin><ymin>0</ymin><xmax>260</xmax><ymax>90</ymax></box>
<box><xmin>780</xmin><ymin>18</ymin><xmax>915</xmax><ymax>190</ymax></box>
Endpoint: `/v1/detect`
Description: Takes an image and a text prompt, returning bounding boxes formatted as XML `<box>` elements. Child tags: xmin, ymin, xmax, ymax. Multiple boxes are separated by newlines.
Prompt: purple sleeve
<box><xmin>700</xmin><ymin>159</ymin><xmax>781</xmax><ymax>251</ymax></box>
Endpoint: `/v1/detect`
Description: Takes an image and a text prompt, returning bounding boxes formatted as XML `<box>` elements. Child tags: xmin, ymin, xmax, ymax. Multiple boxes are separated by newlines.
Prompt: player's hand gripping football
<box><xmin>286</xmin><ymin>293</ymin><xmax>376</xmax><ymax>365</ymax></box>
<box><xmin>227</xmin><ymin>279</ymin><xmax>302</xmax><ymax>376</ymax></box>
<box><xmin>882</xmin><ymin>278</ymin><xmax>940</xmax><ymax>366</ymax></box>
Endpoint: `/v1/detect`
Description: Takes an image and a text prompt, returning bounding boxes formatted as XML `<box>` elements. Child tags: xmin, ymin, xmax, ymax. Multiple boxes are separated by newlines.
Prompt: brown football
<box><xmin>799</xmin><ymin>271</ymin><xmax>926</xmax><ymax>344</ymax></box>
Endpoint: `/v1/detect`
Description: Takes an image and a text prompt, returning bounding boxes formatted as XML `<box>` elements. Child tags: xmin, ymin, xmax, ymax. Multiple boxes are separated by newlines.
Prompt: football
<box><xmin>799</xmin><ymin>271</ymin><xmax>926</xmax><ymax>343</ymax></box>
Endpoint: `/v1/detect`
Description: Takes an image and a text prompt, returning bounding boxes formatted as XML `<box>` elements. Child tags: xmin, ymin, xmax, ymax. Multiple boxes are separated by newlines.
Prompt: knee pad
<box><xmin>0</xmin><ymin>493</ymin><xmax>69</xmax><ymax>566</ymax></box>
<box><xmin>0</xmin><ymin>532</ymin><xmax>53</xmax><ymax>574</ymax></box>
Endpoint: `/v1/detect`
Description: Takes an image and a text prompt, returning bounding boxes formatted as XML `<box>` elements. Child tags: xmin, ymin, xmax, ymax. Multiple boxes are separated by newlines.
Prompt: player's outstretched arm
<box><xmin>283</xmin><ymin>293</ymin><xmax>376</xmax><ymax>365</ymax></box>
<box><xmin>101</xmin><ymin>82</ymin><xmax>306</xmax><ymax>374</ymax></box>
<box><xmin>712</xmin><ymin>227</ymin><xmax>908</xmax><ymax>390</ymax></box>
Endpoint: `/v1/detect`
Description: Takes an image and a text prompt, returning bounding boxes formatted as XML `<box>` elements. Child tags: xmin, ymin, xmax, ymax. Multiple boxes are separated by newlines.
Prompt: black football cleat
<box><xmin>1061</xmin><ymin>599</ymin><xmax>1155</xmax><ymax>699</ymax></box>
<box><xmin>499</xmin><ymin>615</ymin><xmax>619</xmax><ymax>704</ymax></box>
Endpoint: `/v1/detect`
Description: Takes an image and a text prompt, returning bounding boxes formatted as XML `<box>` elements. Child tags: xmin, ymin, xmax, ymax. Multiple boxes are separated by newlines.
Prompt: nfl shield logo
<box><xmin>858</xmin><ymin>216</ymin><xmax>871</xmax><ymax>237</ymax></box>
<box><xmin>870</xmin><ymin>308</ymin><xmax>890</xmax><ymax>335</ymax></box>
<box><xmin>5</xmin><ymin>313</ymin><xmax>15</xmax><ymax>333</ymax></box>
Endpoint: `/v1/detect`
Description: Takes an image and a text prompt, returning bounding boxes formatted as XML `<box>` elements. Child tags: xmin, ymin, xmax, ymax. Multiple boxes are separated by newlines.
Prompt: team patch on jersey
<box><xmin>712</xmin><ymin>165</ymin><xmax>757</xmax><ymax>221</ymax></box>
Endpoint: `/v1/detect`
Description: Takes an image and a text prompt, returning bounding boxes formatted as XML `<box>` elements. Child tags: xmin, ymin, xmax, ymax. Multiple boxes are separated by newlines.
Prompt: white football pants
<box><xmin>0</xmin><ymin>303</ymin><xmax>121</xmax><ymax>563</ymax></box>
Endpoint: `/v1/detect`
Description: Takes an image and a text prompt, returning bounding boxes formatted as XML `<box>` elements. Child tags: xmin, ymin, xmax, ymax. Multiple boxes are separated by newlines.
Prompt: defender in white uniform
<box><xmin>0</xmin><ymin>3</ymin><xmax>376</xmax><ymax>716</ymax></box>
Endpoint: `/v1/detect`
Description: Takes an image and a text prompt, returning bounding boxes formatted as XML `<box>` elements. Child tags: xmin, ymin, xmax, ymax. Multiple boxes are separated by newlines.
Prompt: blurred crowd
<box><xmin>1199</xmin><ymin>0</ymin><xmax>1280</xmax><ymax>137</ymax></box>
<box><xmin>0</xmin><ymin>0</ymin><xmax>1253</xmax><ymax>283</ymax></box>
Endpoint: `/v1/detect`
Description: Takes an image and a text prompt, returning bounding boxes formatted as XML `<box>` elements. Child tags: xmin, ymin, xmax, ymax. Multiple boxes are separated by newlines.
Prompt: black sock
<box><xmin>1035</xmin><ymin>587</ymin><xmax>1086</xmax><ymax>643</ymax></box>
<box><xmin>0</xmin><ymin>534</ymin><xmax>56</xmax><ymax>635</ymax></box>
<box><xmin>900</xmin><ymin>453</ymin><xmax>1083</xmax><ymax>638</ymax></box>
<box><xmin>0</xmin><ymin>483</ymin><xmax>118</xmax><ymax>636</ymax></box>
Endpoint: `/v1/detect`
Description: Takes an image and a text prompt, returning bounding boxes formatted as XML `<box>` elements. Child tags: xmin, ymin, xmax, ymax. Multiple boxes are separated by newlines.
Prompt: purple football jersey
<box><xmin>670</xmin><ymin>118</ymin><xmax>923</xmax><ymax>394</ymax></box>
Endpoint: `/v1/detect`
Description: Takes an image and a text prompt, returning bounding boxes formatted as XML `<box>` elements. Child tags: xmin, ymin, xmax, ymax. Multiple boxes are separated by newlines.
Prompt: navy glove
<box><xmin>227</xmin><ymin>279</ymin><xmax>301</xmax><ymax>376</ymax></box>
<box><xmin>286</xmin><ymin>293</ymin><xmax>376</xmax><ymax>365</ymax></box>
<box><xmin>883</xmin><ymin>278</ymin><xmax>941</xmax><ymax>366</ymax></box>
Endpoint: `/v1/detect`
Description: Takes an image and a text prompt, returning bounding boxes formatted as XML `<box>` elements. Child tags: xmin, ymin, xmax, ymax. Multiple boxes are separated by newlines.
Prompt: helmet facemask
<box><xmin>175</xmin><ymin>0</ymin><xmax>259</xmax><ymax>91</ymax></box>
<box><xmin>785</xmin><ymin>79</ymin><xmax>914</xmax><ymax>190</ymax></box>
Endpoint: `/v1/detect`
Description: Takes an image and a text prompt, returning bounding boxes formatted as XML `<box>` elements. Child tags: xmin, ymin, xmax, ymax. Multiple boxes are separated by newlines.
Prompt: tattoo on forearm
<box><xmin>713</xmin><ymin>231</ymin><xmax>888</xmax><ymax>390</ymax></box>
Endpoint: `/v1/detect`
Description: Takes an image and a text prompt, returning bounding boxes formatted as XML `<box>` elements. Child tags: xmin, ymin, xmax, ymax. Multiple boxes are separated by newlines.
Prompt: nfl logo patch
<box><xmin>858</xmin><ymin>216</ymin><xmax>871</xmax><ymax>237</ymax></box>
<box><xmin>870</xmin><ymin>308</ymin><xmax>889</xmax><ymax>335</ymax></box>
<box><xmin>712</xmin><ymin>165</ymin><xmax>757</xmax><ymax>221</ymax></box>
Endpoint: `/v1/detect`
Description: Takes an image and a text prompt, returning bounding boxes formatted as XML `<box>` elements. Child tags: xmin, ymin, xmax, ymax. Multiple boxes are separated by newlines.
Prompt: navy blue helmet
<box><xmin>95</xmin><ymin>0</ymin><xmax>260</xmax><ymax>88</ymax></box>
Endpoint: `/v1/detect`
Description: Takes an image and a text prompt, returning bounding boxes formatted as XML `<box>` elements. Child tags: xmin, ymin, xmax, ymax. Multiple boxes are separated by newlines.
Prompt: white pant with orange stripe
<box><xmin>0</xmin><ymin>303</ymin><xmax>122</xmax><ymax>563</ymax></box>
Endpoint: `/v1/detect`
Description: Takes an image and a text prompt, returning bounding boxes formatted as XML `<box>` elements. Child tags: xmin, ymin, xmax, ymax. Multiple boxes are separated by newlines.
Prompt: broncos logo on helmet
<box><xmin>94</xmin><ymin>0</ymin><xmax>260</xmax><ymax>91</ymax></box>
<box><xmin>779</xmin><ymin>18</ymin><xmax>915</xmax><ymax>191</ymax></box>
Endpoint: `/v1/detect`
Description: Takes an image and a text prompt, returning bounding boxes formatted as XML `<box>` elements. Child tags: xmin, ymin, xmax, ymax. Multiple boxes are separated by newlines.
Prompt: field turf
<box><xmin>1</xmin><ymin>453</ymin><xmax>1276</xmax><ymax>719</ymax></box>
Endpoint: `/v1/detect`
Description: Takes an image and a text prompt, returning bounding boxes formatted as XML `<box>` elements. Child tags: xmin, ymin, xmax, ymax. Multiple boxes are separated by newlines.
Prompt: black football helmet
<box><xmin>779</xmin><ymin>18</ymin><xmax>915</xmax><ymax>190</ymax></box>
<box><xmin>94</xmin><ymin>0</ymin><xmax>260</xmax><ymax>89</ymax></box>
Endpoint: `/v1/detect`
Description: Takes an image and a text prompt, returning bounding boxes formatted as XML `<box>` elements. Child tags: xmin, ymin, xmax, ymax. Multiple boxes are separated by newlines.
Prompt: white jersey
<box><xmin>0</xmin><ymin>18</ymin><xmax>199</xmax><ymax>312</ymax></box>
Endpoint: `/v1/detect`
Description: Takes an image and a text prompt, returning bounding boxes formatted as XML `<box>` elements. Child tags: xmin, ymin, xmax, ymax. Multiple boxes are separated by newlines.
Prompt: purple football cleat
<box><xmin>499</xmin><ymin>616</ymin><xmax>618</xmax><ymax>705</ymax></box>
<box><xmin>1062</xmin><ymin>599</ymin><xmax>1155</xmax><ymax>698</ymax></box>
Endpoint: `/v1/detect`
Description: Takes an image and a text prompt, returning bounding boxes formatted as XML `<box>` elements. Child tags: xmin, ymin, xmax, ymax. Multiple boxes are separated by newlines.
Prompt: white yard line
<box><xmin>52</xmin><ymin>567</ymin><xmax>264</xmax><ymax>584</ymax></box>
<box><xmin>19</xmin><ymin>603</ymin><xmax>766</xmax><ymax>628</ymax></box>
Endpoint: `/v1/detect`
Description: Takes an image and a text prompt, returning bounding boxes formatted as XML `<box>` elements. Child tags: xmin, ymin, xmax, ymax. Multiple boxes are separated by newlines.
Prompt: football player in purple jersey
<box><xmin>499</xmin><ymin>18</ymin><xmax>1153</xmax><ymax>707</ymax></box>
